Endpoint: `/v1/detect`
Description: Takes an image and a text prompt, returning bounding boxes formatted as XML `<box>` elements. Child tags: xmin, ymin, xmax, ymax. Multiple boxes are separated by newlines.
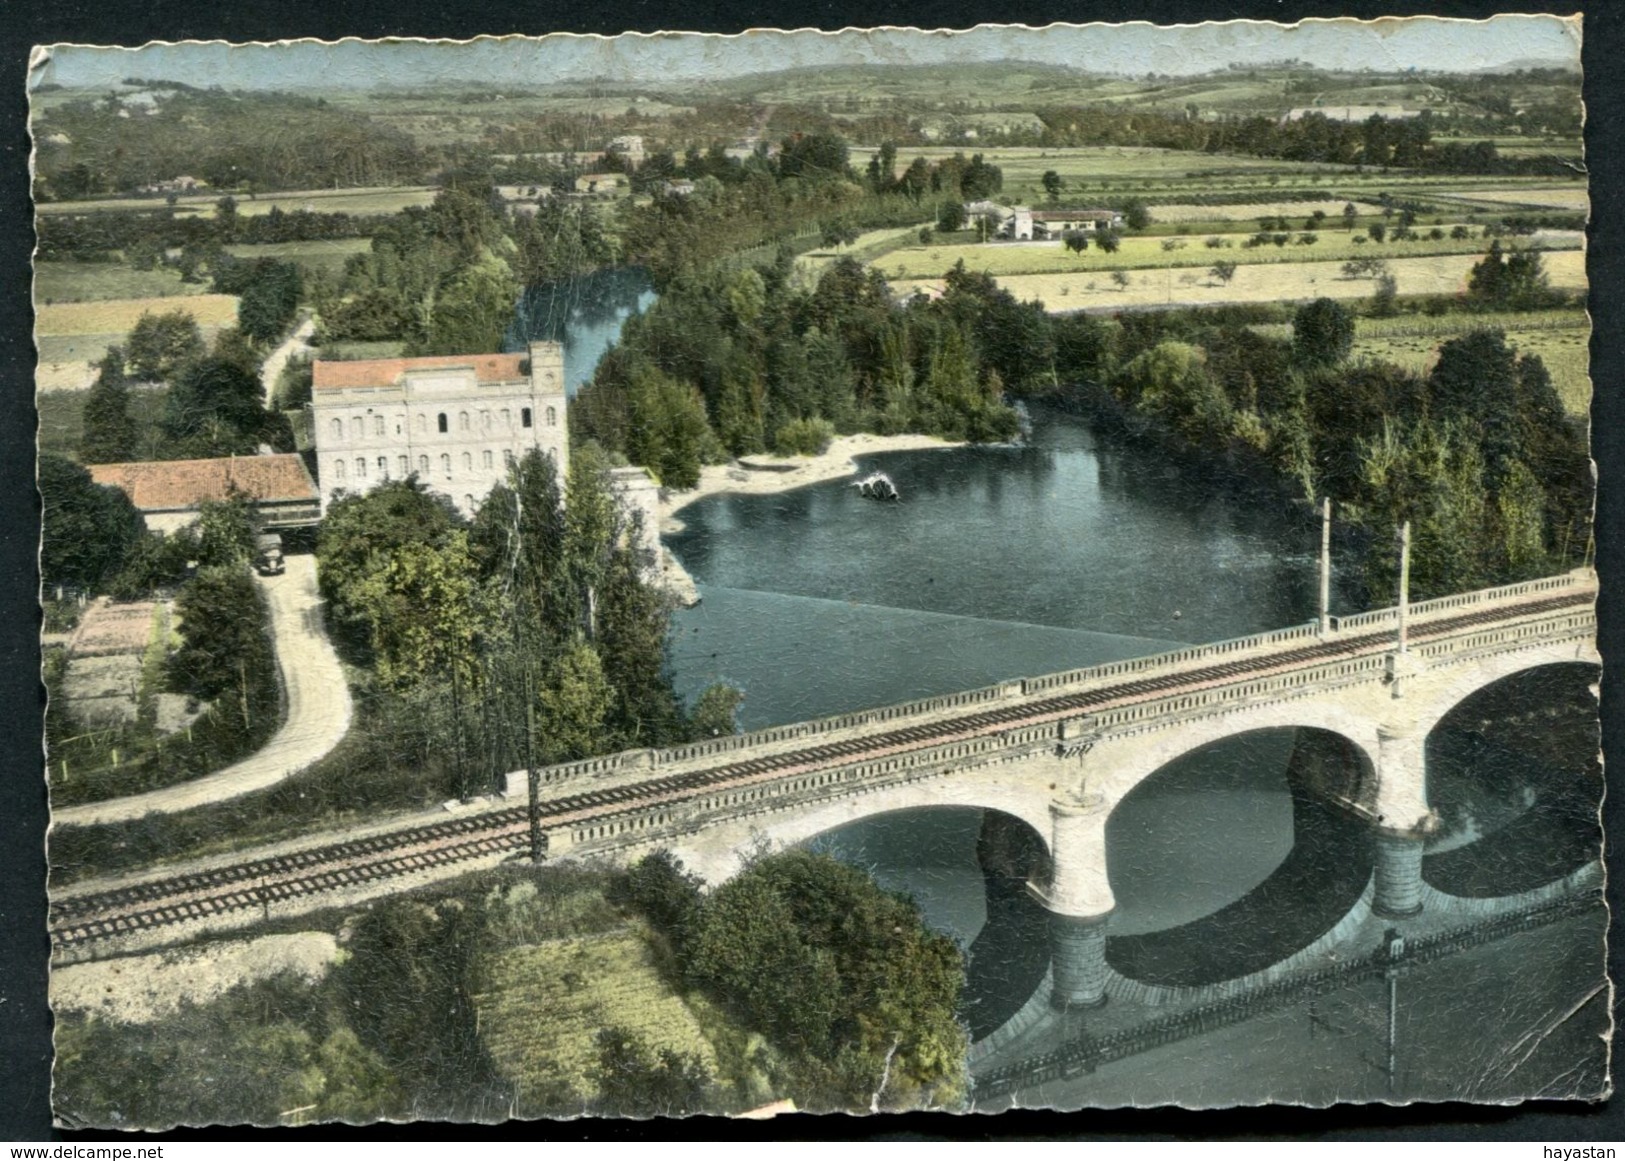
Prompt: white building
<box><xmin>308</xmin><ymin>344</ymin><xmax>568</xmax><ymax>518</ymax></box>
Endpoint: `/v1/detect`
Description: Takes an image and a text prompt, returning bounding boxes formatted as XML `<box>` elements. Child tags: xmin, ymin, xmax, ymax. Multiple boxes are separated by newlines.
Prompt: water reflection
<box><xmin>506</xmin><ymin>267</ymin><xmax>656</xmax><ymax>396</ymax></box>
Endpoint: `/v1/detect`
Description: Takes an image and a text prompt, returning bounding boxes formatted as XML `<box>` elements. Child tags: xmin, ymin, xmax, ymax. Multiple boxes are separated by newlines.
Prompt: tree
<box><xmin>1096</xmin><ymin>228</ymin><xmax>1122</xmax><ymax>254</ymax></box>
<box><xmin>1122</xmin><ymin>199</ymin><xmax>1151</xmax><ymax>230</ymax></box>
<box><xmin>167</xmin><ymin>565</ymin><xmax>272</xmax><ymax>723</ymax></box>
<box><xmin>592</xmin><ymin>1027</ymin><xmax>715</xmax><ymax>1117</ymax></box>
<box><xmin>1041</xmin><ymin>169</ymin><xmax>1064</xmax><ymax>202</ymax></box>
<box><xmin>683</xmin><ymin>850</ymin><xmax>966</xmax><ymax>1111</ymax></box>
<box><xmin>1467</xmin><ymin>241</ymin><xmax>1552</xmax><ymax>309</ymax></box>
<box><xmin>349</xmin><ymin>532</ymin><xmax>486</xmax><ymax>691</ymax></box>
<box><xmin>1368</xmin><ymin>222</ymin><xmax>1387</xmax><ymax>244</ymax></box>
<box><xmin>318</xmin><ymin>478</ymin><xmax>465</xmax><ymax>647</ymax></box>
<box><xmin>160</xmin><ymin>354</ymin><xmax>269</xmax><ymax>456</ymax></box>
<box><xmin>236</xmin><ymin>259</ymin><xmax>302</xmax><ymax>343</ymax></box>
<box><xmin>688</xmin><ymin>683</ymin><xmax>744</xmax><ymax>739</ymax></box>
<box><xmin>126</xmin><ymin>309</ymin><xmax>204</xmax><ymax>382</ymax></box>
<box><xmin>39</xmin><ymin>454</ymin><xmax>145</xmax><ymax>591</ymax></box>
<box><xmin>819</xmin><ymin>218</ymin><xmax>859</xmax><ymax>249</ymax></box>
<box><xmin>535</xmin><ymin>641</ymin><xmax>614</xmax><ymax>764</ymax></box>
<box><xmin>936</xmin><ymin>201</ymin><xmax>966</xmax><ymax>234</ymax></box>
<box><xmin>1342</xmin><ymin>202</ymin><xmax>1359</xmax><ymax>231</ymax></box>
<box><xmin>1063</xmin><ymin>231</ymin><xmax>1089</xmax><ymax>254</ymax></box>
<box><xmin>1291</xmin><ymin>298</ymin><xmax>1355</xmax><ymax>367</ymax></box>
<box><xmin>1370</xmin><ymin>272</ymin><xmax>1399</xmax><ymax>317</ymax></box>
<box><xmin>420</xmin><ymin>257</ymin><xmax>520</xmax><ymax>356</ymax></box>
<box><xmin>79</xmin><ymin>347</ymin><xmax>138</xmax><ymax>463</ymax></box>
<box><xmin>1210</xmin><ymin>260</ymin><xmax>1238</xmax><ymax>285</ymax></box>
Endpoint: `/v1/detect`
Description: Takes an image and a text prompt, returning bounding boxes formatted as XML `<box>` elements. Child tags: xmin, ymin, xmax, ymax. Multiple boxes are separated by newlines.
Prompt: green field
<box><xmin>225</xmin><ymin>238</ymin><xmax>374</xmax><ymax>274</ymax></box>
<box><xmin>38</xmin><ymin>385</ymin><xmax>171</xmax><ymax>460</ymax></box>
<box><xmin>1252</xmin><ymin>310</ymin><xmax>1592</xmax><ymax>415</ymax></box>
<box><xmin>877</xmin><ymin>228</ymin><xmax>1567</xmax><ymax>281</ymax></box>
<box><xmin>35</xmin><ymin>261</ymin><xmax>212</xmax><ymax>305</ymax></box>
<box><xmin>37</xmin><ymin>185</ymin><xmax>437</xmax><ymax>219</ymax></box>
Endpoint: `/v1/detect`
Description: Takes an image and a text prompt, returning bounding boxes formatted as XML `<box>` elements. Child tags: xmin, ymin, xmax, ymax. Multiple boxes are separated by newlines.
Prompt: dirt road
<box><xmin>261</xmin><ymin>316</ymin><xmax>316</xmax><ymax>408</ymax></box>
<box><xmin>53</xmin><ymin>555</ymin><xmax>352</xmax><ymax>827</ymax></box>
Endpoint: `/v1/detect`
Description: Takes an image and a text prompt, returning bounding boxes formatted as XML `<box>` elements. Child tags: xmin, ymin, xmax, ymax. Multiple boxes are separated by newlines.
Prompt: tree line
<box><xmin>572</xmin><ymin>254</ymin><xmax>1025</xmax><ymax>487</ymax></box>
<box><xmin>313</xmin><ymin>447</ymin><xmax>740</xmax><ymax>803</ymax></box>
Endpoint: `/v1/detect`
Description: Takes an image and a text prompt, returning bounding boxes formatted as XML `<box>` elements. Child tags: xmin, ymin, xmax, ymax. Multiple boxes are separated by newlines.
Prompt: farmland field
<box><xmin>34</xmin><ymin>261</ymin><xmax>212</xmax><ymax>305</ymax></box>
<box><xmin>36</xmin><ymin>295</ymin><xmax>239</xmax><ymax>336</ymax></box>
<box><xmin>897</xmin><ymin>248</ymin><xmax>1588</xmax><ymax>314</ymax></box>
<box><xmin>35</xmin><ymin>294</ymin><xmax>239</xmax><ymax>390</ymax></box>
<box><xmin>36</xmin><ymin>186</ymin><xmax>438</xmax><ymax>219</ymax></box>
<box><xmin>224</xmin><ymin>238</ymin><xmax>374</xmax><ymax>273</ymax></box>
<box><xmin>1147</xmin><ymin>200</ymin><xmax>1386</xmax><ymax>223</ymax></box>
<box><xmin>877</xmin><ymin>230</ymin><xmax>1574</xmax><ymax>281</ymax></box>
<box><xmin>475</xmin><ymin>929</ymin><xmax>718</xmax><ymax>1107</ymax></box>
<box><xmin>38</xmin><ymin>385</ymin><xmax>171</xmax><ymax>460</ymax></box>
<box><xmin>1439</xmin><ymin>187</ymin><xmax>1590</xmax><ymax>211</ymax></box>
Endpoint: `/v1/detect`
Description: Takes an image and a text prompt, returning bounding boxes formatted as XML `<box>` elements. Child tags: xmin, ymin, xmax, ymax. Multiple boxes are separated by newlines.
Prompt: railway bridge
<box><xmin>51</xmin><ymin>571</ymin><xmax>1598</xmax><ymax>982</ymax></box>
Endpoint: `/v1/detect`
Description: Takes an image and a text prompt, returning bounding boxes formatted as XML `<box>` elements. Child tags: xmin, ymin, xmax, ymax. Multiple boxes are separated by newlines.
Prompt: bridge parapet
<box><xmin>509</xmin><ymin>571</ymin><xmax>1597</xmax><ymax>805</ymax></box>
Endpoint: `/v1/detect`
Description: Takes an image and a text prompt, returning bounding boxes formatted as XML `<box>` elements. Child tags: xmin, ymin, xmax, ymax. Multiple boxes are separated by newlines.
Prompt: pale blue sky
<box><xmin>32</xmin><ymin>16</ymin><xmax>1582</xmax><ymax>92</ymax></box>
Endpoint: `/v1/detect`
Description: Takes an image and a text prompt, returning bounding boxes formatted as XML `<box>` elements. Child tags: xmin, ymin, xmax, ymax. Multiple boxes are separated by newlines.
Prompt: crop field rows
<box><xmin>890</xmin><ymin>248</ymin><xmax>1588</xmax><ymax>319</ymax></box>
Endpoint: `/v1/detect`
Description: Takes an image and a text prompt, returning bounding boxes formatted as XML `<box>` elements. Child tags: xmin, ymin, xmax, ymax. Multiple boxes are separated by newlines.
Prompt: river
<box><xmin>520</xmin><ymin>270</ymin><xmax>1607</xmax><ymax>1106</ymax></box>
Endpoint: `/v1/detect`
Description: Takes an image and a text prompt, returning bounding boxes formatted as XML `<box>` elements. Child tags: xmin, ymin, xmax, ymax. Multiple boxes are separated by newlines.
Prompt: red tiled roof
<box><xmin>87</xmin><ymin>455</ymin><xmax>318</xmax><ymax>512</ymax></box>
<box><xmin>312</xmin><ymin>353</ymin><xmax>527</xmax><ymax>391</ymax></box>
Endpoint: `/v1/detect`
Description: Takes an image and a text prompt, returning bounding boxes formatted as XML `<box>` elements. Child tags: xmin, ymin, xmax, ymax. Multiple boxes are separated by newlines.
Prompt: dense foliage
<box><xmin>574</xmin><ymin>254</ymin><xmax>1025</xmax><ymax>482</ymax></box>
<box><xmin>625</xmin><ymin>849</ymin><xmax>968</xmax><ymax>1112</ymax></box>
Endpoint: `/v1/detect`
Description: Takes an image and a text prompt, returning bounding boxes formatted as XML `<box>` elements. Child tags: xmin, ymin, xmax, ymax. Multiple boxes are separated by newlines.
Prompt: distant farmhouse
<box><xmin>308</xmin><ymin>345</ymin><xmax>568</xmax><ymax>519</ymax></box>
<box><xmin>574</xmin><ymin>172</ymin><xmax>627</xmax><ymax>196</ymax></box>
<box><xmin>606</xmin><ymin>134</ymin><xmax>645</xmax><ymax>166</ymax></box>
<box><xmin>1008</xmin><ymin>206</ymin><xmax>1124</xmax><ymax>240</ymax></box>
<box><xmin>87</xmin><ymin>454</ymin><xmax>320</xmax><ymax>534</ymax></box>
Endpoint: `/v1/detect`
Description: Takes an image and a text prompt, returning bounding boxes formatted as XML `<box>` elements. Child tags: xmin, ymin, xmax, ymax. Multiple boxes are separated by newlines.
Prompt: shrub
<box><xmin>773</xmin><ymin>417</ymin><xmax>837</xmax><ymax>457</ymax></box>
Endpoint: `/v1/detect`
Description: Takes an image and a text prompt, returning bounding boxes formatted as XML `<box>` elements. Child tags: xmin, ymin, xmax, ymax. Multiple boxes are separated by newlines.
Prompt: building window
<box><xmin>521</xmin><ymin>407</ymin><xmax>533</xmax><ymax>428</ymax></box>
<box><xmin>464</xmin><ymin>494</ymin><xmax>476</xmax><ymax>512</ymax></box>
<box><xmin>333</xmin><ymin>458</ymin><xmax>346</xmax><ymax>481</ymax></box>
<box><xmin>355</xmin><ymin>458</ymin><xmax>367</xmax><ymax>479</ymax></box>
<box><xmin>482</xmin><ymin>449</ymin><xmax>493</xmax><ymax>470</ymax></box>
<box><xmin>462</xmin><ymin>452</ymin><xmax>472</xmax><ymax>471</ymax></box>
<box><xmin>398</xmin><ymin>456</ymin><xmax>409</xmax><ymax>477</ymax></box>
<box><xmin>394</xmin><ymin>416</ymin><xmax>404</xmax><ymax>435</ymax></box>
<box><xmin>351</xmin><ymin>416</ymin><xmax>364</xmax><ymax>439</ymax></box>
<box><xmin>440</xmin><ymin>454</ymin><xmax>451</xmax><ymax>474</ymax></box>
<box><xmin>480</xmin><ymin>410</ymin><xmax>491</xmax><ymax>430</ymax></box>
<box><xmin>374</xmin><ymin>415</ymin><xmax>385</xmax><ymax>436</ymax></box>
<box><xmin>417</xmin><ymin>455</ymin><xmax>429</xmax><ymax>473</ymax></box>
<box><xmin>415</xmin><ymin>413</ymin><xmax>427</xmax><ymax>434</ymax></box>
<box><xmin>330</xmin><ymin>418</ymin><xmax>343</xmax><ymax>441</ymax></box>
<box><xmin>378</xmin><ymin>456</ymin><xmax>389</xmax><ymax>478</ymax></box>
<box><xmin>504</xmin><ymin>449</ymin><xmax>516</xmax><ymax>467</ymax></box>
<box><xmin>458</xmin><ymin>411</ymin><xmax>470</xmax><ymax>431</ymax></box>
<box><xmin>438</xmin><ymin>413</ymin><xmax>448</xmax><ymax>434</ymax></box>
<box><xmin>545</xmin><ymin>406</ymin><xmax>557</xmax><ymax>427</ymax></box>
<box><xmin>501</xmin><ymin>408</ymin><xmax>511</xmax><ymax>428</ymax></box>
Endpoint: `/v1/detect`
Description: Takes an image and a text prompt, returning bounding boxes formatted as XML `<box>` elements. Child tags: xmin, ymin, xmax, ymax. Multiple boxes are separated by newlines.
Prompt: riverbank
<box><xmin>657</xmin><ymin>432</ymin><xmax>965</xmax><ymax>604</ymax></box>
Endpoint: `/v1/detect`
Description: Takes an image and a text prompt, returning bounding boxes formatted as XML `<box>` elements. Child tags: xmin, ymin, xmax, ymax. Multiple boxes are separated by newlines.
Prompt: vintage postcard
<box><xmin>33</xmin><ymin>17</ymin><xmax>1605</xmax><ymax>1125</ymax></box>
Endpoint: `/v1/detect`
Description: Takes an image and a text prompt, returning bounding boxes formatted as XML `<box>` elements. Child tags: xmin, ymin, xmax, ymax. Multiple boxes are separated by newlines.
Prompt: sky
<box><xmin>30</xmin><ymin>16</ymin><xmax>1582</xmax><ymax>93</ymax></box>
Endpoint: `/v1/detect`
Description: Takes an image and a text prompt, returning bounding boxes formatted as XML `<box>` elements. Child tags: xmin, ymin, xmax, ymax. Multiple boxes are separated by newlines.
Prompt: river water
<box><xmin>527</xmin><ymin>271</ymin><xmax>1607</xmax><ymax>1105</ymax></box>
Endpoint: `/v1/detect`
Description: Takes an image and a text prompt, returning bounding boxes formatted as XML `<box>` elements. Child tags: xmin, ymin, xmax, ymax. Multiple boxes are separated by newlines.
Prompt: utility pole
<box><xmin>1318</xmin><ymin>496</ymin><xmax>1332</xmax><ymax>636</ymax></box>
<box><xmin>1396</xmin><ymin>520</ymin><xmax>1411</xmax><ymax>654</ymax></box>
<box><xmin>526</xmin><ymin>677</ymin><xmax>544</xmax><ymax>864</ymax></box>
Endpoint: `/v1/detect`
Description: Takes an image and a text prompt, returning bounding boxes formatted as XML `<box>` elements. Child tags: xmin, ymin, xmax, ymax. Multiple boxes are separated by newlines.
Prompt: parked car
<box><xmin>254</xmin><ymin>533</ymin><xmax>285</xmax><ymax>576</ymax></box>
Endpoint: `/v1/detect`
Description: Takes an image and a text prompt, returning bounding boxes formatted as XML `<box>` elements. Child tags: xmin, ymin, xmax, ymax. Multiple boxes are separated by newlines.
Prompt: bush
<box><xmin>773</xmin><ymin>416</ymin><xmax>836</xmax><ymax>457</ymax></box>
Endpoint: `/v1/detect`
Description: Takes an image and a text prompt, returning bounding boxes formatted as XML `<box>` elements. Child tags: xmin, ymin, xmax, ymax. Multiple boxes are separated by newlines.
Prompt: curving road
<box><xmin>261</xmin><ymin>316</ymin><xmax>316</xmax><ymax>409</ymax></box>
<box><xmin>53</xmin><ymin>555</ymin><xmax>353</xmax><ymax>827</ymax></box>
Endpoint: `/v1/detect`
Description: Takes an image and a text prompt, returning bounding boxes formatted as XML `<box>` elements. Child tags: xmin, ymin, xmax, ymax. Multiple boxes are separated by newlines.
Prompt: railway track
<box><xmin>50</xmin><ymin>589</ymin><xmax>1593</xmax><ymax>954</ymax></box>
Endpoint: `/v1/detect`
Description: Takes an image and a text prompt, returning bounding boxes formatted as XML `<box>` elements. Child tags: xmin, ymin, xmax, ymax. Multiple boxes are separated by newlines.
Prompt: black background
<box><xmin>2</xmin><ymin>0</ymin><xmax>1621</xmax><ymax>1143</ymax></box>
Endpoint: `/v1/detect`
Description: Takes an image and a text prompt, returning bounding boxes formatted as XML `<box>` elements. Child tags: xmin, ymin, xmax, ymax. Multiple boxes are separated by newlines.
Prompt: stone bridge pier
<box><xmin>1028</xmin><ymin>795</ymin><xmax>1116</xmax><ymax>1009</ymax></box>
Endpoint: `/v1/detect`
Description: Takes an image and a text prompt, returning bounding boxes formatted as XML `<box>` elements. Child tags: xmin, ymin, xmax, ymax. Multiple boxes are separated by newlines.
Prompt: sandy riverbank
<box><xmin>655</xmin><ymin>432</ymin><xmax>964</xmax><ymax>605</ymax></box>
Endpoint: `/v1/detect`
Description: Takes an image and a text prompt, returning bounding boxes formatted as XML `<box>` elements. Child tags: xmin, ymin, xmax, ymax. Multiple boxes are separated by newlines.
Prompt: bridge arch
<box><xmin>1099</xmin><ymin>725</ymin><xmax>1377</xmax><ymax>988</ymax></box>
<box><xmin>1422</xmin><ymin>659</ymin><xmax>1602</xmax><ymax>900</ymax></box>
<box><xmin>660</xmin><ymin>771</ymin><xmax>1055</xmax><ymax>887</ymax></box>
<box><xmin>1408</xmin><ymin>636</ymin><xmax>1600</xmax><ymax>742</ymax></box>
<box><xmin>1089</xmin><ymin>703</ymin><xmax>1381</xmax><ymax>815</ymax></box>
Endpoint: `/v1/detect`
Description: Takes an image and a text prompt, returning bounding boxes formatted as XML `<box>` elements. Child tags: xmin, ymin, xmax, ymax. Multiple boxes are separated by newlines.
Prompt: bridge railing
<box><xmin>1333</xmin><ymin>570</ymin><xmax>1592</xmax><ymax>633</ymax></box>
<box><xmin>514</xmin><ymin>571</ymin><xmax>1594</xmax><ymax>796</ymax></box>
<box><xmin>549</xmin><ymin>604</ymin><xmax>1597</xmax><ymax>841</ymax></box>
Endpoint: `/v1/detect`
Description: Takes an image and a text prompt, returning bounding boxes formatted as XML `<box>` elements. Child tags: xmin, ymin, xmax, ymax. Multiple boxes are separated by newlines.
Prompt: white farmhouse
<box><xmin>308</xmin><ymin>343</ymin><xmax>568</xmax><ymax>518</ymax></box>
